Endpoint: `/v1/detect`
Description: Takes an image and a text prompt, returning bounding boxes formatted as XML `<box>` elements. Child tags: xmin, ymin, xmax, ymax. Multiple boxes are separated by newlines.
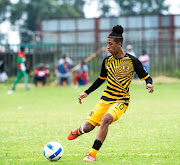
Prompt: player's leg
<box><xmin>83</xmin><ymin>113</ymin><xmax>113</xmax><ymax>162</ymax></box>
<box><xmin>83</xmin><ymin>102</ymin><xmax>128</xmax><ymax>162</ymax></box>
<box><xmin>12</xmin><ymin>70</ymin><xmax>23</xmax><ymax>90</ymax></box>
<box><xmin>67</xmin><ymin>121</ymin><xmax>95</xmax><ymax>140</ymax></box>
<box><xmin>67</xmin><ymin>101</ymin><xmax>109</xmax><ymax>140</ymax></box>
<box><xmin>22</xmin><ymin>71</ymin><xmax>29</xmax><ymax>90</ymax></box>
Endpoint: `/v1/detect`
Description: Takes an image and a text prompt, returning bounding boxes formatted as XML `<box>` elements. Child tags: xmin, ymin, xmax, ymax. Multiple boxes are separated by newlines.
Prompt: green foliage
<box><xmin>0</xmin><ymin>0</ymin><xmax>11</xmax><ymax>42</ymax></box>
<box><xmin>0</xmin><ymin>0</ymin><xmax>10</xmax><ymax>22</ymax></box>
<box><xmin>8</xmin><ymin>0</ymin><xmax>85</xmax><ymax>43</ymax></box>
<box><xmin>0</xmin><ymin>82</ymin><xmax>179</xmax><ymax>164</ymax></box>
<box><xmin>114</xmin><ymin>0</ymin><xmax>169</xmax><ymax>15</ymax></box>
<box><xmin>173</xmin><ymin>70</ymin><xmax>180</xmax><ymax>78</ymax></box>
<box><xmin>96</xmin><ymin>0</ymin><xmax>169</xmax><ymax>16</ymax></box>
<box><xmin>9</xmin><ymin>0</ymin><xmax>26</xmax><ymax>25</ymax></box>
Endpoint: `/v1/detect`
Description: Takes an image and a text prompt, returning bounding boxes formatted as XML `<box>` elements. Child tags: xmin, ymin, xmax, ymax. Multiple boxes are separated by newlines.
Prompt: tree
<box><xmin>9</xmin><ymin>0</ymin><xmax>85</xmax><ymax>43</ymax></box>
<box><xmin>97</xmin><ymin>0</ymin><xmax>111</xmax><ymax>17</ymax></box>
<box><xmin>114</xmin><ymin>0</ymin><xmax>169</xmax><ymax>15</ymax></box>
<box><xmin>93</xmin><ymin>0</ymin><xmax>169</xmax><ymax>16</ymax></box>
<box><xmin>0</xmin><ymin>0</ymin><xmax>10</xmax><ymax>22</ymax></box>
<box><xmin>0</xmin><ymin>0</ymin><xmax>11</xmax><ymax>43</ymax></box>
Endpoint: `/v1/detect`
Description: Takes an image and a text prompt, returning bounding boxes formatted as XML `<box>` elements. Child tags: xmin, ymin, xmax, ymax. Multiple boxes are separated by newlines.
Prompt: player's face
<box><xmin>107</xmin><ymin>38</ymin><xmax>121</xmax><ymax>55</ymax></box>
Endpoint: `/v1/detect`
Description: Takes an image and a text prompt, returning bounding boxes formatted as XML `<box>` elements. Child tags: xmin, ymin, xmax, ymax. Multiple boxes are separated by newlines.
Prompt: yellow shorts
<box><xmin>86</xmin><ymin>101</ymin><xmax>128</xmax><ymax>126</ymax></box>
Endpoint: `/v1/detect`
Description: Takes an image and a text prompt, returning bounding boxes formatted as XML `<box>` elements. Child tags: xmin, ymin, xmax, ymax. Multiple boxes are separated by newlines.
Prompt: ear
<box><xmin>118</xmin><ymin>42</ymin><xmax>122</xmax><ymax>48</ymax></box>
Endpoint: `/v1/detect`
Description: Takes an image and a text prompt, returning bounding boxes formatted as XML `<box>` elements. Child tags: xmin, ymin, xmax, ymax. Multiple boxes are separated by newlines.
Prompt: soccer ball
<box><xmin>43</xmin><ymin>141</ymin><xmax>63</xmax><ymax>161</ymax></box>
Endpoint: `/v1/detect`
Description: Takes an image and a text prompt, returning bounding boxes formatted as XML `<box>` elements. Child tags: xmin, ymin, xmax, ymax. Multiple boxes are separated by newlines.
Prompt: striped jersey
<box><xmin>99</xmin><ymin>53</ymin><xmax>149</xmax><ymax>104</ymax></box>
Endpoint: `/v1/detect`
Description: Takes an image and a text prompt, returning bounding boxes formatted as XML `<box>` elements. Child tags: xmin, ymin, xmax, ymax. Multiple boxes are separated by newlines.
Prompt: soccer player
<box><xmin>12</xmin><ymin>47</ymin><xmax>30</xmax><ymax>91</ymax></box>
<box><xmin>67</xmin><ymin>25</ymin><xmax>154</xmax><ymax>162</ymax></box>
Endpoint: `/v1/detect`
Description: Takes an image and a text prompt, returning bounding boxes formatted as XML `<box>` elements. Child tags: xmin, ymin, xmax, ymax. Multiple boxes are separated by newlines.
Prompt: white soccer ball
<box><xmin>43</xmin><ymin>141</ymin><xmax>63</xmax><ymax>161</ymax></box>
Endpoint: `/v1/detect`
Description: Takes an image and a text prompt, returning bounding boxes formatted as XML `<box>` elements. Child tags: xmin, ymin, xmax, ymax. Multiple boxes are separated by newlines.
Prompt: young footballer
<box><xmin>67</xmin><ymin>25</ymin><xmax>154</xmax><ymax>162</ymax></box>
<box><xmin>12</xmin><ymin>47</ymin><xmax>30</xmax><ymax>91</ymax></box>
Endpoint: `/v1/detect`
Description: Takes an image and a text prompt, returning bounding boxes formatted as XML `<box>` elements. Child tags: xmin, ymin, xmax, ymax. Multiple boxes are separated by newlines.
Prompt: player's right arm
<box><xmin>78</xmin><ymin>58</ymin><xmax>108</xmax><ymax>104</ymax></box>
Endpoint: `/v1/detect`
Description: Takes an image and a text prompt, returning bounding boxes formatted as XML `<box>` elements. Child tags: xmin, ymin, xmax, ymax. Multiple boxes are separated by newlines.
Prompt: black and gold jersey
<box><xmin>98</xmin><ymin>53</ymin><xmax>149</xmax><ymax>104</ymax></box>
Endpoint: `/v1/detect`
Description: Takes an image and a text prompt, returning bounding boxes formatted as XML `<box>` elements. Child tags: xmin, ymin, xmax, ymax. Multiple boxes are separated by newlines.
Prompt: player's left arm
<box><xmin>133</xmin><ymin>58</ymin><xmax>154</xmax><ymax>93</ymax></box>
<box><xmin>145</xmin><ymin>76</ymin><xmax>154</xmax><ymax>93</ymax></box>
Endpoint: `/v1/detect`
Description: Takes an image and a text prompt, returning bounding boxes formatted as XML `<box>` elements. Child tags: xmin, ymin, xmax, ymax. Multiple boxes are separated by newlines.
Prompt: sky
<box><xmin>84</xmin><ymin>0</ymin><xmax>180</xmax><ymax>17</ymax></box>
<box><xmin>1</xmin><ymin>0</ymin><xmax>180</xmax><ymax>45</ymax></box>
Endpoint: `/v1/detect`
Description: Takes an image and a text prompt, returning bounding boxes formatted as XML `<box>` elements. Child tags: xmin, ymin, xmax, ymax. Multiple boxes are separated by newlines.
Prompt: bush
<box><xmin>173</xmin><ymin>70</ymin><xmax>180</xmax><ymax>78</ymax></box>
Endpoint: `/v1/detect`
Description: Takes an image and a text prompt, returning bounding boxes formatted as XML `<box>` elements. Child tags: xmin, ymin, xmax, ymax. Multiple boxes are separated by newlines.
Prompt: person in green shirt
<box><xmin>12</xmin><ymin>47</ymin><xmax>30</xmax><ymax>91</ymax></box>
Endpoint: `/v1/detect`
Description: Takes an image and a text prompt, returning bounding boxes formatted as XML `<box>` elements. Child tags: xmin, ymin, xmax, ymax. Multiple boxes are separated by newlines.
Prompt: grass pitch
<box><xmin>0</xmin><ymin>81</ymin><xmax>179</xmax><ymax>165</ymax></box>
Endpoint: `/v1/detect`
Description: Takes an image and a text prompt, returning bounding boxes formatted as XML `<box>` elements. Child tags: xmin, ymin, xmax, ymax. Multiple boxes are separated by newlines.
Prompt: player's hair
<box><xmin>108</xmin><ymin>25</ymin><xmax>123</xmax><ymax>45</ymax></box>
<box><xmin>20</xmin><ymin>46</ymin><xmax>25</xmax><ymax>52</ymax></box>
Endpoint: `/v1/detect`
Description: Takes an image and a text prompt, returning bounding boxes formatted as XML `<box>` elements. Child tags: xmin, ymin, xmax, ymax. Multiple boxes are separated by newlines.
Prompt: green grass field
<box><xmin>0</xmin><ymin>81</ymin><xmax>180</xmax><ymax>165</ymax></box>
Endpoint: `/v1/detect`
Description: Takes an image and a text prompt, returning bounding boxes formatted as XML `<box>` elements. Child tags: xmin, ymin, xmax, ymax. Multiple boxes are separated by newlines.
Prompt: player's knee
<box><xmin>101</xmin><ymin>114</ymin><xmax>113</xmax><ymax>126</ymax></box>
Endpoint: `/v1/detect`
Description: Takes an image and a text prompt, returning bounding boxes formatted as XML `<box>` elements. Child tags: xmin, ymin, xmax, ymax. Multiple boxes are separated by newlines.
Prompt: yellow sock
<box><xmin>90</xmin><ymin>148</ymin><xmax>98</xmax><ymax>156</ymax></box>
<box><xmin>77</xmin><ymin>129</ymin><xmax>82</xmax><ymax>135</ymax></box>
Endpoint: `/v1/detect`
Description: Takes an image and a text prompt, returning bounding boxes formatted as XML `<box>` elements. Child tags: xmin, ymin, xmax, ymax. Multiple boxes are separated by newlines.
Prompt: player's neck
<box><xmin>114</xmin><ymin>49</ymin><xmax>126</xmax><ymax>59</ymax></box>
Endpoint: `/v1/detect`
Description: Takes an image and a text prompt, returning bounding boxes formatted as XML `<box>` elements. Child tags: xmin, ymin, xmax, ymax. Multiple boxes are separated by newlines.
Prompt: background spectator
<box><xmin>56</xmin><ymin>60</ymin><xmax>72</xmax><ymax>86</ymax></box>
<box><xmin>126</xmin><ymin>45</ymin><xmax>137</xmax><ymax>57</ymax></box>
<box><xmin>33</xmin><ymin>63</ymin><xmax>50</xmax><ymax>86</ymax></box>
<box><xmin>74</xmin><ymin>60</ymin><xmax>88</xmax><ymax>85</ymax></box>
<box><xmin>0</xmin><ymin>56</ymin><xmax>8</xmax><ymax>82</ymax></box>
<box><xmin>138</xmin><ymin>50</ymin><xmax>150</xmax><ymax>72</ymax></box>
<box><xmin>58</xmin><ymin>54</ymin><xmax>73</xmax><ymax>66</ymax></box>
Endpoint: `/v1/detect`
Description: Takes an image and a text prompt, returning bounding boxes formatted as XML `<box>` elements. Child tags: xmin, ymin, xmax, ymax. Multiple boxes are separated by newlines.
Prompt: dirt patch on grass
<box><xmin>153</xmin><ymin>76</ymin><xmax>180</xmax><ymax>83</ymax></box>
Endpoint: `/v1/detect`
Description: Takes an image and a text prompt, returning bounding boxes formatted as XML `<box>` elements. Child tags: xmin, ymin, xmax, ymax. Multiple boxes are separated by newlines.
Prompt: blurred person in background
<box><xmin>73</xmin><ymin>60</ymin><xmax>88</xmax><ymax>86</ymax></box>
<box><xmin>12</xmin><ymin>47</ymin><xmax>30</xmax><ymax>91</ymax></box>
<box><xmin>126</xmin><ymin>45</ymin><xmax>137</xmax><ymax>57</ymax></box>
<box><xmin>58</xmin><ymin>54</ymin><xmax>73</xmax><ymax>66</ymax></box>
<box><xmin>33</xmin><ymin>63</ymin><xmax>50</xmax><ymax>86</ymax></box>
<box><xmin>138</xmin><ymin>50</ymin><xmax>150</xmax><ymax>72</ymax></box>
<box><xmin>0</xmin><ymin>56</ymin><xmax>8</xmax><ymax>82</ymax></box>
<box><xmin>56</xmin><ymin>60</ymin><xmax>72</xmax><ymax>86</ymax></box>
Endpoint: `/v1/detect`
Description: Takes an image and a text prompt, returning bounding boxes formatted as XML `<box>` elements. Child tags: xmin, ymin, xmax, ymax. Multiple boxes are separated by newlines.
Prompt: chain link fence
<box><xmin>0</xmin><ymin>39</ymin><xmax>180</xmax><ymax>83</ymax></box>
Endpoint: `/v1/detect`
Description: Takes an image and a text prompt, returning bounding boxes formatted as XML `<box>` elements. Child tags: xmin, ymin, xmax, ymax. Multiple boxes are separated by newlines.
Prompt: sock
<box><xmin>90</xmin><ymin>148</ymin><xmax>98</xmax><ymax>156</ymax></box>
<box><xmin>78</xmin><ymin>126</ymin><xmax>85</xmax><ymax>134</ymax></box>
<box><xmin>90</xmin><ymin>139</ymin><xmax>103</xmax><ymax>156</ymax></box>
<box><xmin>77</xmin><ymin>129</ymin><xmax>82</xmax><ymax>135</ymax></box>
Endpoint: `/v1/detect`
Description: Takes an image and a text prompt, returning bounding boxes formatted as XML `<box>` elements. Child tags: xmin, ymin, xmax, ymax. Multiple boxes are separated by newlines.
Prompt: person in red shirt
<box><xmin>33</xmin><ymin>63</ymin><xmax>50</xmax><ymax>86</ymax></box>
<box><xmin>73</xmin><ymin>60</ymin><xmax>88</xmax><ymax>85</ymax></box>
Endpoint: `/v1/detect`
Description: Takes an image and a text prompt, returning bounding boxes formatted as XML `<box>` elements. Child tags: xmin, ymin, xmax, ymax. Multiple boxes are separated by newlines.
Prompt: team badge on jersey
<box><xmin>122</xmin><ymin>64</ymin><xmax>130</xmax><ymax>72</ymax></box>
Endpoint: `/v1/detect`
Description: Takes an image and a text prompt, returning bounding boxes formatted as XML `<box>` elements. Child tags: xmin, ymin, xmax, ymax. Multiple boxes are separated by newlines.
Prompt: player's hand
<box><xmin>78</xmin><ymin>92</ymin><xmax>88</xmax><ymax>104</ymax></box>
<box><xmin>146</xmin><ymin>84</ymin><xmax>154</xmax><ymax>93</ymax></box>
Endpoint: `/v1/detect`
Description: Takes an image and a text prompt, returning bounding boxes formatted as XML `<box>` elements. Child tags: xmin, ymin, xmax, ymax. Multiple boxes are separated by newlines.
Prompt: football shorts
<box><xmin>86</xmin><ymin>100</ymin><xmax>128</xmax><ymax>126</ymax></box>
